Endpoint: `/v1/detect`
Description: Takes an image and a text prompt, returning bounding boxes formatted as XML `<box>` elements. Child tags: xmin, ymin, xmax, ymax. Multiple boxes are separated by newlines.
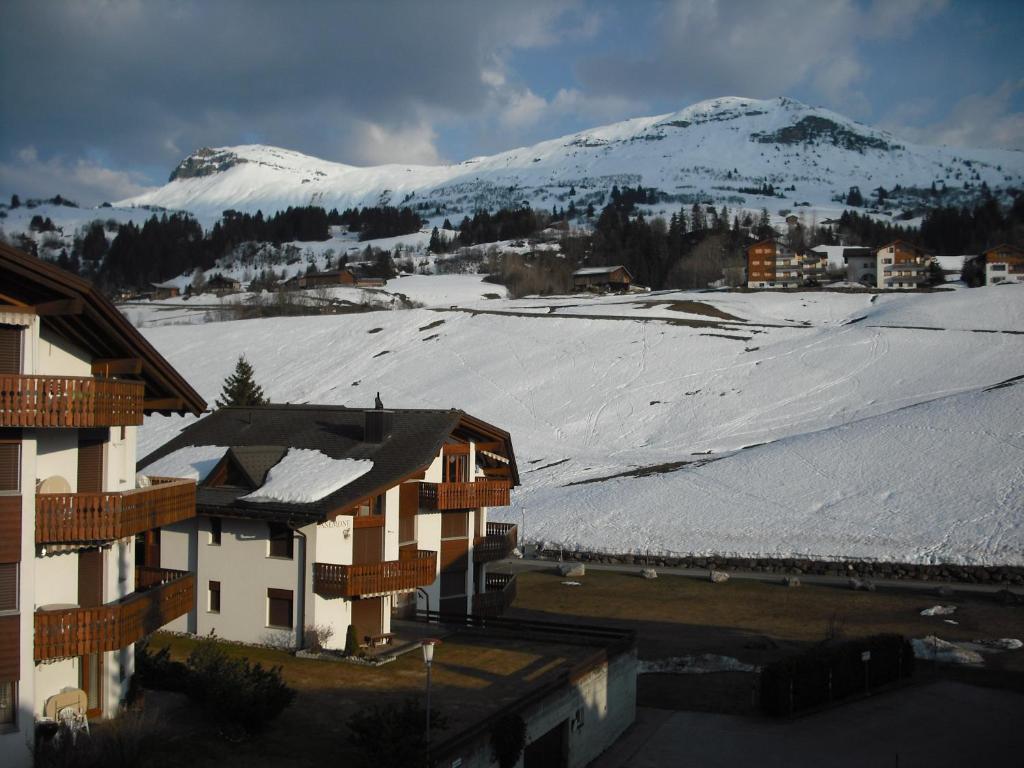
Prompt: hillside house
<box><xmin>841</xmin><ymin>247</ymin><xmax>876</xmax><ymax>285</ymax></box>
<box><xmin>798</xmin><ymin>249</ymin><xmax>829</xmax><ymax>285</ymax></box>
<box><xmin>137</xmin><ymin>405</ymin><xmax>519</xmax><ymax>652</ymax></box>
<box><xmin>292</xmin><ymin>268</ymin><xmax>357</xmax><ymax>289</ymax></box>
<box><xmin>983</xmin><ymin>244</ymin><xmax>1024</xmax><ymax>285</ymax></box>
<box><xmin>150</xmin><ymin>280</ymin><xmax>180</xmax><ymax>300</ymax></box>
<box><xmin>876</xmin><ymin>240</ymin><xmax>931</xmax><ymax>290</ymax></box>
<box><xmin>0</xmin><ymin>243</ymin><xmax>206</xmax><ymax>766</ymax></box>
<box><xmin>205</xmin><ymin>273</ymin><xmax>241</xmax><ymax>295</ymax></box>
<box><xmin>572</xmin><ymin>266</ymin><xmax>633</xmax><ymax>292</ymax></box>
<box><xmin>746</xmin><ymin>240</ymin><xmax>800</xmax><ymax>288</ymax></box>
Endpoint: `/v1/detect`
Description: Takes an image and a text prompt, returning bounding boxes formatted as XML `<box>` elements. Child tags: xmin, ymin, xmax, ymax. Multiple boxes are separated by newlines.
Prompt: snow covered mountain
<box><xmin>119</xmin><ymin>96</ymin><xmax>1024</xmax><ymax>222</ymax></box>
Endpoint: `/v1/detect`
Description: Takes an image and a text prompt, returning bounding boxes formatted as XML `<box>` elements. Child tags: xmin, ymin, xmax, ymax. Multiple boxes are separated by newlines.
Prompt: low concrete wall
<box><xmin>536</xmin><ymin>548</ymin><xmax>1024</xmax><ymax>586</ymax></box>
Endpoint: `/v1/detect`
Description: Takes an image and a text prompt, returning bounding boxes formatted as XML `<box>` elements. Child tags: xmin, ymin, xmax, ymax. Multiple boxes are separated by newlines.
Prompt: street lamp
<box><xmin>422</xmin><ymin>639</ymin><xmax>440</xmax><ymax>746</ymax></box>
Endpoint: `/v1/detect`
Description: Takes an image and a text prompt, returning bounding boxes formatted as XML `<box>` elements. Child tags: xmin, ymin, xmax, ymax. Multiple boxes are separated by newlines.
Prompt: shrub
<box><xmin>134</xmin><ymin>639</ymin><xmax>189</xmax><ymax>693</ymax></box>
<box><xmin>34</xmin><ymin>711</ymin><xmax>165</xmax><ymax>768</ymax></box>
<box><xmin>304</xmin><ymin>624</ymin><xmax>335</xmax><ymax>653</ymax></box>
<box><xmin>186</xmin><ymin>635</ymin><xmax>295</xmax><ymax>733</ymax></box>
<box><xmin>761</xmin><ymin>634</ymin><xmax>913</xmax><ymax>716</ymax></box>
<box><xmin>344</xmin><ymin>624</ymin><xmax>360</xmax><ymax>657</ymax></box>
<box><xmin>347</xmin><ymin>698</ymin><xmax>448</xmax><ymax>768</ymax></box>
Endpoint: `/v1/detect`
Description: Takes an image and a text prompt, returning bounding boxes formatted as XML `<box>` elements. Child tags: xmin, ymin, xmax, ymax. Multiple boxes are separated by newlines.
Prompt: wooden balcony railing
<box><xmin>313</xmin><ymin>549</ymin><xmax>437</xmax><ymax>598</ymax></box>
<box><xmin>0</xmin><ymin>374</ymin><xmax>144</xmax><ymax>428</ymax></box>
<box><xmin>34</xmin><ymin>568</ymin><xmax>194</xmax><ymax>661</ymax></box>
<box><xmin>36</xmin><ymin>477</ymin><xmax>196</xmax><ymax>544</ymax></box>
<box><xmin>474</xmin><ymin>522</ymin><xmax>518</xmax><ymax>563</ymax></box>
<box><xmin>419</xmin><ymin>480</ymin><xmax>511</xmax><ymax>511</ymax></box>
<box><xmin>472</xmin><ymin>572</ymin><xmax>517</xmax><ymax>617</ymax></box>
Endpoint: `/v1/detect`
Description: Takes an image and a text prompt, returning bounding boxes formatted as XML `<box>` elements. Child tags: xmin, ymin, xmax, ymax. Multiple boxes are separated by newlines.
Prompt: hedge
<box><xmin>761</xmin><ymin>634</ymin><xmax>914</xmax><ymax>716</ymax></box>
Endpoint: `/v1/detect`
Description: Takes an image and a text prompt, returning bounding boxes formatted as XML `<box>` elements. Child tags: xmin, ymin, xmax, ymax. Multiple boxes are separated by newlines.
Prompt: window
<box><xmin>208</xmin><ymin>581</ymin><xmax>221</xmax><ymax>613</ymax></box>
<box><xmin>268</xmin><ymin>523</ymin><xmax>293</xmax><ymax>559</ymax></box>
<box><xmin>209</xmin><ymin>517</ymin><xmax>222</xmax><ymax>546</ymax></box>
<box><xmin>0</xmin><ymin>442</ymin><xmax>18</xmax><ymax>492</ymax></box>
<box><xmin>0</xmin><ymin>681</ymin><xmax>15</xmax><ymax>727</ymax></box>
<box><xmin>267</xmin><ymin>588</ymin><xmax>293</xmax><ymax>628</ymax></box>
<box><xmin>0</xmin><ymin>564</ymin><xmax>16</xmax><ymax>613</ymax></box>
<box><xmin>0</xmin><ymin>326</ymin><xmax>21</xmax><ymax>375</ymax></box>
<box><xmin>991</xmin><ymin>264</ymin><xmax>1007</xmax><ymax>272</ymax></box>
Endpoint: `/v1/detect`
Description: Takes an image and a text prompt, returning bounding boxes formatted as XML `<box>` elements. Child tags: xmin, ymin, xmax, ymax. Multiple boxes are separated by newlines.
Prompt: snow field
<box><xmin>136</xmin><ymin>283</ymin><xmax>1024</xmax><ymax>565</ymax></box>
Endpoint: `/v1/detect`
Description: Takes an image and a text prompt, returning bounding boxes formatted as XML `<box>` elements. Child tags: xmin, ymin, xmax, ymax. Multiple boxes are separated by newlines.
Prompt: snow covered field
<box><xmin>136</xmin><ymin>280</ymin><xmax>1024</xmax><ymax>565</ymax></box>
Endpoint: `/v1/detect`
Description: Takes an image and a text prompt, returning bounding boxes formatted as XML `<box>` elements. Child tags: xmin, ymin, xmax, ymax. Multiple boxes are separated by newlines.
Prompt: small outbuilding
<box><xmin>572</xmin><ymin>265</ymin><xmax>633</xmax><ymax>292</ymax></box>
<box><xmin>150</xmin><ymin>280</ymin><xmax>180</xmax><ymax>300</ymax></box>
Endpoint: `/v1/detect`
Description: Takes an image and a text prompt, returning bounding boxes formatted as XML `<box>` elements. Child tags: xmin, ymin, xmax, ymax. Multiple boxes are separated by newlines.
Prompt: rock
<box><xmin>782</xmin><ymin>576</ymin><xmax>801</xmax><ymax>588</ymax></box>
<box><xmin>709</xmin><ymin>570</ymin><xmax>730</xmax><ymax>584</ymax></box>
<box><xmin>558</xmin><ymin>562</ymin><xmax>585</xmax><ymax>578</ymax></box>
<box><xmin>640</xmin><ymin>568</ymin><xmax>658</xmax><ymax>580</ymax></box>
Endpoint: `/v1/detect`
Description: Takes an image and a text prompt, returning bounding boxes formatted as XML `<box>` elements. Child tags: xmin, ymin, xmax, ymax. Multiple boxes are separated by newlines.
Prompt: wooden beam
<box><xmin>475</xmin><ymin>441</ymin><xmax>504</xmax><ymax>453</ymax></box>
<box><xmin>92</xmin><ymin>358</ymin><xmax>143</xmax><ymax>376</ymax></box>
<box><xmin>144</xmin><ymin>398</ymin><xmax>184</xmax><ymax>411</ymax></box>
<box><xmin>33</xmin><ymin>298</ymin><xmax>84</xmax><ymax>316</ymax></box>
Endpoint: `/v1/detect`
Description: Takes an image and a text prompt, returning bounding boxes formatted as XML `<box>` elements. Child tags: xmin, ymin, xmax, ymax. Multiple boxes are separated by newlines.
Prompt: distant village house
<box><xmin>983</xmin><ymin>244</ymin><xmax>1024</xmax><ymax>285</ymax></box>
<box><xmin>572</xmin><ymin>265</ymin><xmax>633</xmax><ymax>292</ymax></box>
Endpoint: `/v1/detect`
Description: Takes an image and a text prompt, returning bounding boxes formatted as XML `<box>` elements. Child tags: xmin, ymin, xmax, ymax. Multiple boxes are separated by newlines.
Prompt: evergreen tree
<box><xmin>10</xmin><ymin>194</ymin><xmax>19</xmax><ymax>209</ymax></box>
<box><xmin>428</xmin><ymin>226</ymin><xmax>442</xmax><ymax>253</ymax></box>
<box><xmin>215</xmin><ymin>356</ymin><xmax>268</xmax><ymax>408</ymax></box>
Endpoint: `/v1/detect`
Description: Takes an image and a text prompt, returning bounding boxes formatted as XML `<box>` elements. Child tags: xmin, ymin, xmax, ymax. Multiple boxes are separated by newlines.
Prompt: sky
<box><xmin>1</xmin><ymin>0</ymin><xmax>1022</xmax><ymax>206</ymax></box>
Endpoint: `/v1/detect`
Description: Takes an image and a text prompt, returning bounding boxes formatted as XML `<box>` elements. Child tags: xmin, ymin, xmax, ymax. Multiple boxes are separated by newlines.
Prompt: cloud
<box><xmin>892</xmin><ymin>80</ymin><xmax>1024</xmax><ymax>150</ymax></box>
<box><xmin>348</xmin><ymin>119</ymin><xmax>443</xmax><ymax>166</ymax></box>
<box><xmin>0</xmin><ymin>148</ymin><xmax>156</xmax><ymax>205</ymax></box>
<box><xmin>576</xmin><ymin>0</ymin><xmax>948</xmax><ymax>116</ymax></box>
<box><xmin>0</xmin><ymin>0</ymin><xmax>586</xmax><ymax>183</ymax></box>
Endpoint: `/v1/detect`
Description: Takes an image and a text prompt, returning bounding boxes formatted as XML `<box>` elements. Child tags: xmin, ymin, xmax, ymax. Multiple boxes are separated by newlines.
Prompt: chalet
<box><xmin>875</xmin><ymin>240</ymin><xmax>931</xmax><ymax>290</ymax></box>
<box><xmin>572</xmin><ymin>265</ymin><xmax>633</xmax><ymax>292</ymax></box>
<box><xmin>746</xmin><ymin>239</ymin><xmax>800</xmax><ymax>289</ymax></box>
<box><xmin>982</xmin><ymin>244</ymin><xmax>1024</xmax><ymax>285</ymax></box>
<box><xmin>137</xmin><ymin>404</ymin><xmax>519</xmax><ymax>652</ymax></box>
<box><xmin>841</xmin><ymin>247</ymin><xmax>877</xmax><ymax>285</ymax></box>
<box><xmin>797</xmin><ymin>249</ymin><xmax>828</xmax><ymax>285</ymax></box>
<box><xmin>205</xmin><ymin>273</ymin><xmax>241</xmax><ymax>295</ymax></box>
<box><xmin>292</xmin><ymin>268</ymin><xmax>357</xmax><ymax>289</ymax></box>
<box><xmin>0</xmin><ymin>243</ymin><xmax>205</xmax><ymax>766</ymax></box>
<box><xmin>150</xmin><ymin>280</ymin><xmax>180</xmax><ymax>300</ymax></box>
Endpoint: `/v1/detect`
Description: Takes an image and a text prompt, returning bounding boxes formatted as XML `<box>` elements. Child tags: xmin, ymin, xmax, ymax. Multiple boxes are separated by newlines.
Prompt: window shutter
<box><xmin>0</xmin><ymin>564</ymin><xmax>17</xmax><ymax>611</ymax></box>
<box><xmin>0</xmin><ymin>327</ymin><xmax>20</xmax><ymax>374</ymax></box>
<box><xmin>77</xmin><ymin>435</ymin><xmax>104</xmax><ymax>493</ymax></box>
<box><xmin>352</xmin><ymin>526</ymin><xmax>383</xmax><ymax>565</ymax></box>
<box><xmin>267</xmin><ymin>589</ymin><xmax>293</xmax><ymax>628</ymax></box>
<box><xmin>0</xmin><ymin>444</ymin><xmax>18</xmax><ymax>492</ymax></box>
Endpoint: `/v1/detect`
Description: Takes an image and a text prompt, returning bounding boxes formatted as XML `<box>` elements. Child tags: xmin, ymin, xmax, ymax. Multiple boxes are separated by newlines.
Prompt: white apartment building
<box><xmin>137</xmin><ymin>405</ymin><xmax>519</xmax><ymax>652</ymax></box>
<box><xmin>0</xmin><ymin>243</ymin><xmax>205</xmax><ymax>766</ymax></box>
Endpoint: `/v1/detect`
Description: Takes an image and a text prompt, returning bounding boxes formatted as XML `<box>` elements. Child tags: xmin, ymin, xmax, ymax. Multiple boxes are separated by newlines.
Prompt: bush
<box><xmin>344</xmin><ymin>624</ymin><xmax>361</xmax><ymax>657</ymax></box>
<box><xmin>134</xmin><ymin>640</ymin><xmax>189</xmax><ymax>693</ymax></box>
<box><xmin>347</xmin><ymin>698</ymin><xmax>447</xmax><ymax>768</ymax></box>
<box><xmin>761</xmin><ymin>634</ymin><xmax>913</xmax><ymax>716</ymax></box>
<box><xmin>186</xmin><ymin>635</ymin><xmax>296</xmax><ymax>733</ymax></box>
<box><xmin>304</xmin><ymin>624</ymin><xmax>335</xmax><ymax>653</ymax></box>
<box><xmin>491</xmin><ymin>713</ymin><xmax>527</xmax><ymax>768</ymax></box>
<box><xmin>34</xmin><ymin>711</ymin><xmax>165</xmax><ymax>768</ymax></box>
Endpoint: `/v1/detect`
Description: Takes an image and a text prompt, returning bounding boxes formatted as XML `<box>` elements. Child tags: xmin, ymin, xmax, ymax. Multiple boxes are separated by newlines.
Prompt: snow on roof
<box><xmin>138</xmin><ymin>445</ymin><xmax>227</xmax><ymax>482</ymax></box>
<box><xmin>573</xmin><ymin>266</ymin><xmax>628</xmax><ymax>276</ymax></box>
<box><xmin>241</xmin><ymin>448</ymin><xmax>373</xmax><ymax>504</ymax></box>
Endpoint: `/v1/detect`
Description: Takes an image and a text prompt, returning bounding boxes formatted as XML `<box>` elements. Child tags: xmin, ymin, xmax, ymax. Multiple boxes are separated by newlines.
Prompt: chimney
<box><xmin>364</xmin><ymin>409</ymin><xmax>394</xmax><ymax>443</ymax></box>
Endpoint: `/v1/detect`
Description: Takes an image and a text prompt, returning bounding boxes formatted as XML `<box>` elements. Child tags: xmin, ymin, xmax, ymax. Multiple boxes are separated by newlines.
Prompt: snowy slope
<box><xmin>136</xmin><ymin>282</ymin><xmax>1024</xmax><ymax>565</ymax></box>
<box><xmin>117</xmin><ymin>96</ymin><xmax>1024</xmax><ymax>223</ymax></box>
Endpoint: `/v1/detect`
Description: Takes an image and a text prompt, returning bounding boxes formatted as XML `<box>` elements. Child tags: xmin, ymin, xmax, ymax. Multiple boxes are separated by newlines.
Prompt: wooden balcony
<box><xmin>419</xmin><ymin>480</ymin><xmax>511</xmax><ymax>511</ymax></box>
<box><xmin>36</xmin><ymin>477</ymin><xmax>196</xmax><ymax>545</ymax></box>
<box><xmin>472</xmin><ymin>572</ymin><xmax>517</xmax><ymax>617</ymax></box>
<box><xmin>474</xmin><ymin>522</ymin><xmax>518</xmax><ymax>563</ymax></box>
<box><xmin>34</xmin><ymin>567</ymin><xmax>194</xmax><ymax>661</ymax></box>
<box><xmin>0</xmin><ymin>374</ymin><xmax>144</xmax><ymax>428</ymax></box>
<box><xmin>313</xmin><ymin>549</ymin><xmax>437</xmax><ymax>598</ymax></box>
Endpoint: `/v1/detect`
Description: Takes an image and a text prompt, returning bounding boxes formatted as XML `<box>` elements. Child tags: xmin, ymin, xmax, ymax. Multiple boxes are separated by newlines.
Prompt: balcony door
<box><xmin>78</xmin><ymin>548</ymin><xmax>104</xmax><ymax>718</ymax></box>
<box><xmin>0</xmin><ymin>325</ymin><xmax>21</xmax><ymax>374</ymax></box>
<box><xmin>351</xmin><ymin>597</ymin><xmax>382</xmax><ymax>644</ymax></box>
<box><xmin>352</xmin><ymin>524</ymin><xmax>383</xmax><ymax>565</ymax></box>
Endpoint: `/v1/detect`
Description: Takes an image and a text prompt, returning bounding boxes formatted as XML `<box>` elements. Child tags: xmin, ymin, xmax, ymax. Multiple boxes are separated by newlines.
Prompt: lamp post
<box><xmin>422</xmin><ymin>639</ymin><xmax>440</xmax><ymax>747</ymax></box>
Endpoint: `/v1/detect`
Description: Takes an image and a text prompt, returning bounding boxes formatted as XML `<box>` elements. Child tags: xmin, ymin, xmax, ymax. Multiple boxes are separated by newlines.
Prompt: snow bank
<box><xmin>138</xmin><ymin>445</ymin><xmax>227</xmax><ymax>482</ymax></box>
<box><xmin>912</xmin><ymin>637</ymin><xmax>983</xmax><ymax>665</ymax></box>
<box><xmin>920</xmin><ymin>606</ymin><xmax>957</xmax><ymax>616</ymax></box>
<box><xmin>242</xmin><ymin>449</ymin><xmax>372</xmax><ymax>504</ymax></box>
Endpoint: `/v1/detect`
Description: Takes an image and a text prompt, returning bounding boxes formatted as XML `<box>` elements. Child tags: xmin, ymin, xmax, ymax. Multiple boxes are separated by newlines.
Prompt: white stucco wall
<box><xmin>34</xmin><ymin>431</ymin><xmax>79</xmax><ymax>492</ymax></box>
<box><xmin>35</xmin><ymin>326</ymin><xmax>92</xmax><ymax>377</ymax></box>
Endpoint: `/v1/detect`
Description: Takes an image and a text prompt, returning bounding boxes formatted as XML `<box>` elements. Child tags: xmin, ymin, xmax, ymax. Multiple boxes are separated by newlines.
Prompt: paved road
<box><xmin>591</xmin><ymin>682</ymin><xmax>1024</xmax><ymax>768</ymax></box>
<box><xmin>498</xmin><ymin>557</ymin><xmax>1024</xmax><ymax>596</ymax></box>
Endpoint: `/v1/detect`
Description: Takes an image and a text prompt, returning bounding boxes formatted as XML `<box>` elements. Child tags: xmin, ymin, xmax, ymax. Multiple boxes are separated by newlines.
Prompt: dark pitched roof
<box><xmin>0</xmin><ymin>242</ymin><xmax>206</xmax><ymax>415</ymax></box>
<box><xmin>138</xmin><ymin>404</ymin><xmax>517</xmax><ymax>523</ymax></box>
